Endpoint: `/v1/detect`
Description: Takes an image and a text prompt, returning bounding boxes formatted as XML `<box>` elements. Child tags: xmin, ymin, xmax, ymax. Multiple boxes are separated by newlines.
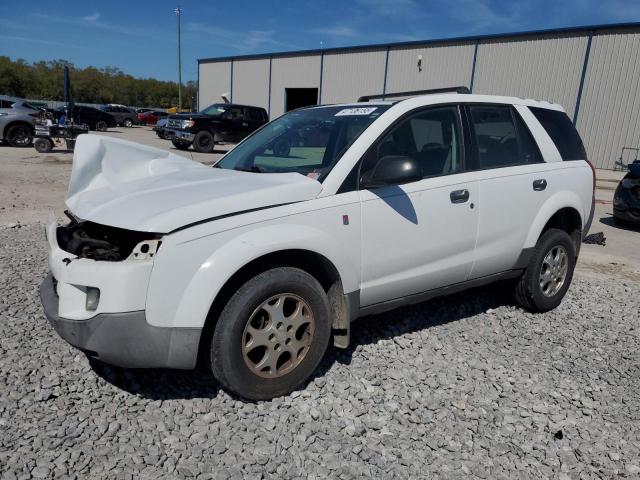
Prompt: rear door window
<box><xmin>468</xmin><ymin>105</ymin><xmax>542</xmax><ymax>169</ymax></box>
<box><xmin>528</xmin><ymin>107</ymin><xmax>587</xmax><ymax>160</ymax></box>
<box><xmin>248</xmin><ymin>109</ymin><xmax>263</xmax><ymax>122</ymax></box>
<box><xmin>222</xmin><ymin>107</ymin><xmax>244</xmax><ymax>120</ymax></box>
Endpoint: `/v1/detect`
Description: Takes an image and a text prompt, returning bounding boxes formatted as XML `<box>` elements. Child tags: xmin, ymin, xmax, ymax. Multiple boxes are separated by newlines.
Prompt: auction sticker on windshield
<box><xmin>335</xmin><ymin>107</ymin><xmax>378</xmax><ymax>116</ymax></box>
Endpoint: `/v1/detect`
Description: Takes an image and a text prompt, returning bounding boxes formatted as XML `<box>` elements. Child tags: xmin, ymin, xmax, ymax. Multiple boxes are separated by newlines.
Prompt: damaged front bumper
<box><xmin>39</xmin><ymin>219</ymin><xmax>201</xmax><ymax>369</ymax></box>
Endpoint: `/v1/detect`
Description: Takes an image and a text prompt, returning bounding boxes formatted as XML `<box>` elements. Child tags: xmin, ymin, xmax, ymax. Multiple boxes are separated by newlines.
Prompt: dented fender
<box><xmin>145</xmin><ymin>216</ymin><xmax>361</xmax><ymax>329</ymax></box>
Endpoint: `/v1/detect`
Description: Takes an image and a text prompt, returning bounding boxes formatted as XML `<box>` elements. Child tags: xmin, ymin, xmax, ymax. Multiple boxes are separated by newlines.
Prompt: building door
<box><xmin>285</xmin><ymin>88</ymin><xmax>318</xmax><ymax>112</ymax></box>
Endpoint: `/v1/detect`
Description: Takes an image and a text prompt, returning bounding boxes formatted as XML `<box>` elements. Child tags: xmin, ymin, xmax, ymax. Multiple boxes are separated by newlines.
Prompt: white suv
<box><xmin>40</xmin><ymin>89</ymin><xmax>595</xmax><ymax>400</ymax></box>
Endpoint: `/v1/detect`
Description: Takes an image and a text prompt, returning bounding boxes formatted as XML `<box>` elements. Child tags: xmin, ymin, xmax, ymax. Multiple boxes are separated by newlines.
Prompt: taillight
<box><xmin>586</xmin><ymin>159</ymin><xmax>596</xmax><ymax>193</ymax></box>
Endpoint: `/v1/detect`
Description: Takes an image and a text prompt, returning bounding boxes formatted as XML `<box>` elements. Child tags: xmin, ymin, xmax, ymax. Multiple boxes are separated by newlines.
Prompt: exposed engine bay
<box><xmin>56</xmin><ymin>212</ymin><xmax>161</xmax><ymax>261</ymax></box>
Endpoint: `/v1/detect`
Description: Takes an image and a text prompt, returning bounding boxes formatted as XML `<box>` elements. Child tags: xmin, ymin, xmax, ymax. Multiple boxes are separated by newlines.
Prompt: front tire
<box><xmin>211</xmin><ymin>267</ymin><xmax>331</xmax><ymax>401</ymax></box>
<box><xmin>123</xmin><ymin>118</ymin><xmax>133</xmax><ymax>128</ymax></box>
<box><xmin>514</xmin><ymin>228</ymin><xmax>576</xmax><ymax>312</ymax></box>
<box><xmin>95</xmin><ymin>121</ymin><xmax>108</xmax><ymax>131</ymax></box>
<box><xmin>172</xmin><ymin>139</ymin><xmax>190</xmax><ymax>150</ymax></box>
<box><xmin>34</xmin><ymin>138</ymin><xmax>53</xmax><ymax>153</ymax></box>
<box><xmin>193</xmin><ymin>131</ymin><xmax>215</xmax><ymax>153</ymax></box>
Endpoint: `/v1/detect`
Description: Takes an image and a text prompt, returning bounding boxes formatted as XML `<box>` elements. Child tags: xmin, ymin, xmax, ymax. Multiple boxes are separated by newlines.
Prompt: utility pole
<box><xmin>175</xmin><ymin>6</ymin><xmax>183</xmax><ymax>110</ymax></box>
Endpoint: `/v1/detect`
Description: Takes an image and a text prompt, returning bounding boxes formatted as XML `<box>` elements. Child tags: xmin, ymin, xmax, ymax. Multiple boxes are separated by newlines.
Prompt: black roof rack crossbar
<box><xmin>358</xmin><ymin>86</ymin><xmax>471</xmax><ymax>102</ymax></box>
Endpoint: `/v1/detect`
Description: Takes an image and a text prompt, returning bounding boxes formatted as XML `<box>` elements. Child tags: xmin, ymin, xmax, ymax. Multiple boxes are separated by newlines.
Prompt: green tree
<box><xmin>0</xmin><ymin>56</ymin><xmax>196</xmax><ymax>109</ymax></box>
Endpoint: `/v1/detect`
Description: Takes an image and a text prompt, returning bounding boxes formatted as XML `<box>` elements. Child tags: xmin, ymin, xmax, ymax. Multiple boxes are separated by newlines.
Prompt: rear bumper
<box><xmin>40</xmin><ymin>273</ymin><xmax>200</xmax><ymax>369</ymax></box>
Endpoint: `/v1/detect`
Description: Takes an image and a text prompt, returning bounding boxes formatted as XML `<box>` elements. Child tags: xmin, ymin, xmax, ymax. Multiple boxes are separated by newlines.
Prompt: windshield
<box><xmin>201</xmin><ymin>103</ymin><xmax>230</xmax><ymax>116</ymax></box>
<box><xmin>215</xmin><ymin>105</ymin><xmax>389</xmax><ymax>180</ymax></box>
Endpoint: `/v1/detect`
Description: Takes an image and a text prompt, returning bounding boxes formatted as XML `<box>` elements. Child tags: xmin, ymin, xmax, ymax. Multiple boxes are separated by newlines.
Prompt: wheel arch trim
<box><xmin>147</xmin><ymin>223</ymin><xmax>359</xmax><ymax>330</ymax></box>
<box><xmin>523</xmin><ymin>191</ymin><xmax>584</xmax><ymax>248</ymax></box>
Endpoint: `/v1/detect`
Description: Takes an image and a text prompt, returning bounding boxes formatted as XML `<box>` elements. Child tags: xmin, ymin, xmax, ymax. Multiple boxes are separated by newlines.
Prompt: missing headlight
<box><xmin>56</xmin><ymin>216</ymin><xmax>162</xmax><ymax>262</ymax></box>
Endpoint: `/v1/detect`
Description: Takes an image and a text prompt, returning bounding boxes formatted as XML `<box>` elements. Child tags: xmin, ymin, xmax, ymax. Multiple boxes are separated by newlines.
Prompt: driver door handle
<box><xmin>533</xmin><ymin>179</ymin><xmax>547</xmax><ymax>191</ymax></box>
<box><xmin>450</xmin><ymin>189</ymin><xmax>470</xmax><ymax>203</ymax></box>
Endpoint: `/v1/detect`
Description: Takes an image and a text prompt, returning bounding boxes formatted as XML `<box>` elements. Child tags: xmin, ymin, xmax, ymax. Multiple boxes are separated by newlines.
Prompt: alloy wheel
<box><xmin>242</xmin><ymin>294</ymin><xmax>315</xmax><ymax>378</ymax></box>
<box><xmin>539</xmin><ymin>245</ymin><xmax>568</xmax><ymax>297</ymax></box>
<box><xmin>8</xmin><ymin>126</ymin><xmax>31</xmax><ymax>146</ymax></box>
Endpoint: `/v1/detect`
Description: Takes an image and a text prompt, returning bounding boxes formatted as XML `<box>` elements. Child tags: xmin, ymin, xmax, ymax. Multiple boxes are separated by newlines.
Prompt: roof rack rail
<box><xmin>357</xmin><ymin>86</ymin><xmax>471</xmax><ymax>102</ymax></box>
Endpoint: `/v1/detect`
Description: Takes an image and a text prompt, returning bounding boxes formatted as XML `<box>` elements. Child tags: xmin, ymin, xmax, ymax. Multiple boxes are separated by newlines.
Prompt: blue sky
<box><xmin>1</xmin><ymin>0</ymin><xmax>639</xmax><ymax>82</ymax></box>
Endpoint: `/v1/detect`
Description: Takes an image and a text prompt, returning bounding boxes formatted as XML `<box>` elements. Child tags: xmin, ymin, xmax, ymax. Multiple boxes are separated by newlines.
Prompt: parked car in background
<box><xmin>165</xmin><ymin>103</ymin><xmax>268</xmax><ymax>152</ymax></box>
<box><xmin>46</xmin><ymin>106</ymin><xmax>117</xmax><ymax>131</ymax></box>
<box><xmin>613</xmin><ymin>160</ymin><xmax>640</xmax><ymax>226</ymax></box>
<box><xmin>153</xmin><ymin>118</ymin><xmax>168</xmax><ymax>139</ymax></box>
<box><xmin>40</xmin><ymin>89</ymin><xmax>595</xmax><ymax>400</ymax></box>
<box><xmin>0</xmin><ymin>96</ymin><xmax>39</xmax><ymax>147</ymax></box>
<box><xmin>102</xmin><ymin>105</ymin><xmax>137</xmax><ymax>127</ymax></box>
<box><xmin>137</xmin><ymin>110</ymin><xmax>168</xmax><ymax>126</ymax></box>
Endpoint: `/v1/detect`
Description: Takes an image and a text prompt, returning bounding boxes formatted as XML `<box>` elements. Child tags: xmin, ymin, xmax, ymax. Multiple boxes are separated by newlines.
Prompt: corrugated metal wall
<box><xmin>473</xmin><ymin>33</ymin><xmax>588</xmax><ymax>119</ymax></box>
<box><xmin>231</xmin><ymin>58</ymin><xmax>270</xmax><ymax>112</ymax></box>
<box><xmin>199</xmin><ymin>61</ymin><xmax>231</xmax><ymax>107</ymax></box>
<box><xmin>576</xmin><ymin>28</ymin><xmax>640</xmax><ymax>170</ymax></box>
<box><xmin>320</xmin><ymin>49</ymin><xmax>386</xmax><ymax>104</ymax></box>
<box><xmin>270</xmin><ymin>54</ymin><xmax>321</xmax><ymax>118</ymax></box>
<box><xmin>198</xmin><ymin>26</ymin><xmax>640</xmax><ymax>169</ymax></box>
<box><xmin>386</xmin><ymin>42</ymin><xmax>475</xmax><ymax>93</ymax></box>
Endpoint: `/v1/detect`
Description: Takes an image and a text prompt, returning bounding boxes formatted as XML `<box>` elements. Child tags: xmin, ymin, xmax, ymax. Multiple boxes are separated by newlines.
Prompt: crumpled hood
<box><xmin>65</xmin><ymin>135</ymin><xmax>322</xmax><ymax>233</ymax></box>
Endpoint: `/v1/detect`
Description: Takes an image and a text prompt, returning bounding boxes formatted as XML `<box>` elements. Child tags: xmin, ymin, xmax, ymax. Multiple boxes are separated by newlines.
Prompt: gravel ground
<box><xmin>1</xmin><ymin>223</ymin><xmax>639</xmax><ymax>479</ymax></box>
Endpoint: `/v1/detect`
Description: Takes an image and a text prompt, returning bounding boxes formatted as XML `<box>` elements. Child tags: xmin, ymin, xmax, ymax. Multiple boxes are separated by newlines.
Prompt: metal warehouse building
<box><xmin>198</xmin><ymin>23</ymin><xmax>640</xmax><ymax>170</ymax></box>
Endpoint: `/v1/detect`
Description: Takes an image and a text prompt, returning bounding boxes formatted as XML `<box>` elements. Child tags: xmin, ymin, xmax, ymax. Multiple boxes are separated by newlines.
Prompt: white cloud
<box><xmin>452</xmin><ymin>0</ymin><xmax>514</xmax><ymax>29</ymax></box>
<box><xmin>356</xmin><ymin>0</ymin><xmax>417</xmax><ymax>16</ymax></box>
<box><xmin>33</xmin><ymin>13</ymin><xmax>164</xmax><ymax>41</ymax></box>
<box><xmin>312</xmin><ymin>26</ymin><xmax>360</xmax><ymax>38</ymax></box>
<box><xmin>185</xmin><ymin>23</ymin><xmax>292</xmax><ymax>52</ymax></box>
<box><xmin>0</xmin><ymin>34</ymin><xmax>83</xmax><ymax>49</ymax></box>
<box><xmin>82</xmin><ymin>12</ymin><xmax>101</xmax><ymax>23</ymax></box>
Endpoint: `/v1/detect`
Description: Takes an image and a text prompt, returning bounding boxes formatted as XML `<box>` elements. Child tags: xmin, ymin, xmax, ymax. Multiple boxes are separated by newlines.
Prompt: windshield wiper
<box><xmin>234</xmin><ymin>165</ymin><xmax>266</xmax><ymax>173</ymax></box>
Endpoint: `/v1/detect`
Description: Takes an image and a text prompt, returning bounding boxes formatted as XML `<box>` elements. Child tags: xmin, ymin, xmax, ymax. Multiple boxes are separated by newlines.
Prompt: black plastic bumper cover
<box><xmin>39</xmin><ymin>273</ymin><xmax>201</xmax><ymax>369</ymax></box>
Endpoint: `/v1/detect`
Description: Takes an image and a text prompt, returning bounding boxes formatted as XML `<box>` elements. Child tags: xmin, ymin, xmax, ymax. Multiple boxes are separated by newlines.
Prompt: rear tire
<box><xmin>123</xmin><ymin>118</ymin><xmax>133</xmax><ymax>128</ymax></box>
<box><xmin>95</xmin><ymin>121</ymin><xmax>108</xmax><ymax>132</ymax></box>
<box><xmin>210</xmin><ymin>267</ymin><xmax>331</xmax><ymax>401</ymax></box>
<box><xmin>6</xmin><ymin>124</ymin><xmax>33</xmax><ymax>147</ymax></box>
<box><xmin>193</xmin><ymin>131</ymin><xmax>215</xmax><ymax>153</ymax></box>
<box><xmin>514</xmin><ymin>228</ymin><xmax>576</xmax><ymax>312</ymax></box>
<box><xmin>34</xmin><ymin>138</ymin><xmax>53</xmax><ymax>153</ymax></box>
<box><xmin>172</xmin><ymin>139</ymin><xmax>190</xmax><ymax>150</ymax></box>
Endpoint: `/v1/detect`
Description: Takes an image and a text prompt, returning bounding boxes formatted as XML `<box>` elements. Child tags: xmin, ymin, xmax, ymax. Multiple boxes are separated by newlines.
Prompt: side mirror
<box><xmin>361</xmin><ymin>155</ymin><xmax>422</xmax><ymax>188</ymax></box>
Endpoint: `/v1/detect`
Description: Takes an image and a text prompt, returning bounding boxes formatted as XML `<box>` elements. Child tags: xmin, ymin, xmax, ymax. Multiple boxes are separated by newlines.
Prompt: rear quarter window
<box><xmin>529</xmin><ymin>107</ymin><xmax>587</xmax><ymax>161</ymax></box>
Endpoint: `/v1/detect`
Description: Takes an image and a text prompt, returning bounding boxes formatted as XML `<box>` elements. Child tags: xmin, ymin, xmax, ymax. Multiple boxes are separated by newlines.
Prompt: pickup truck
<box><xmin>165</xmin><ymin>103</ymin><xmax>269</xmax><ymax>153</ymax></box>
<box><xmin>40</xmin><ymin>89</ymin><xmax>595</xmax><ymax>400</ymax></box>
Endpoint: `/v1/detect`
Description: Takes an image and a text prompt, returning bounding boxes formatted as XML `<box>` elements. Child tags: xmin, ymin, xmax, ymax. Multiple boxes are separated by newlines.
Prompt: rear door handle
<box><xmin>450</xmin><ymin>189</ymin><xmax>470</xmax><ymax>203</ymax></box>
<box><xmin>533</xmin><ymin>179</ymin><xmax>547</xmax><ymax>191</ymax></box>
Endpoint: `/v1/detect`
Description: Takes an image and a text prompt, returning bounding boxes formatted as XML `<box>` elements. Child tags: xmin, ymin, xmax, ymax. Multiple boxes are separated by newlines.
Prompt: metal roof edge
<box><xmin>197</xmin><ymin>21</ymin><xmax>640</xmax><ymax>64</ymax></box>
